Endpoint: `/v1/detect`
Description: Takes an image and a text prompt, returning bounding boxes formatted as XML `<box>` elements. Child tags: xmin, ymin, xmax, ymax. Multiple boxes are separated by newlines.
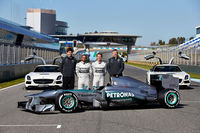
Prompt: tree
<box><xmin>150</xmin><ymin>42</ymin><xmax>157</xmax><ymax>46</ymax></box>
<box><xmin>177</xmin><ymin>37</ymin><xmax>185</xmax><ymax>44</ymax></box>
<box><xmin>189</xmin><ymin>37</ymin><xmax>194</xmax><ymax>40</ymax></box>
<box><xmin>94</xmin><ymin>30</ymin><xmax>98</xmax><ymax>33</ymax></box>
<box><xmin>169</xmin><ymin>38</ymin><xmax>178</xmax><ymax>45</ymax></box>
<box><xmin>158</xmin><ymin>40</ymin><xmax>165</xmax><ymax>45</ymax></box>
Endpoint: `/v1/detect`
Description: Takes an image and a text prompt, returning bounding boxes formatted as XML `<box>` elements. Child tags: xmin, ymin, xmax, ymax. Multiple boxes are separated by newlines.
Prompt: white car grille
<box><xmin>33</xmin><ymin>79</ymin><xmax>53</xmax><ymax>84</ymax></box>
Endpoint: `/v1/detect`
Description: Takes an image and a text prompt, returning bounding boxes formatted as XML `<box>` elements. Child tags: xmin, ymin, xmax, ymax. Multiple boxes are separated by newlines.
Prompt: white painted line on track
<box><xmin>0</xmin><ymin>124</ymin><xmax>61</xmax><ymax>129</ymax></box>
<box><xmin>0</xmin><ymin>82</ymin><xmax>24</xmax><ymax>92</ymax></box>
<box><xmin>191</xmin><ymin>78</ymin><xmax>200</xmax><ymax>83</ymax></box>
<box><xmin>57</xmin><ymin>125</ymin><xmax>62</xmax><ymax>129</ymax></box>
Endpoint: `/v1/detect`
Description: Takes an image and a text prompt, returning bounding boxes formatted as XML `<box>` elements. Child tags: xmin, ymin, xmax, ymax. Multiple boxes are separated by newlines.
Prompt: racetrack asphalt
<box><xmin>0</xmin><ymin>52</ymin><xmax>200</xmax><ymax>133</ymax></box>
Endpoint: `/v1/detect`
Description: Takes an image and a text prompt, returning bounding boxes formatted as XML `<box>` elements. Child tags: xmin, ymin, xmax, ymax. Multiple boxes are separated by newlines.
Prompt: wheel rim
<box><xmin>166</xmin><ymin>93</ymin><xmax>178</xmax><ymax>105</ymax></box>
<box><xmin>62</xmin><ymin>96</ymin><xmax>75</xmax><ymax>109</ymax></box>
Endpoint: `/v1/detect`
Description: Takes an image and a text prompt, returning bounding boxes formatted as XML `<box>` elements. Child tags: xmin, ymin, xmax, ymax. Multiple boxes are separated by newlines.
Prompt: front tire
<box><xmin>158</xmin><ymin>89</ymin><xmax>180</xmax><ymax>108</ymax></box>
<box><xmin>56</xmin><ymin>92</ymin><xmax>78</xmax><ymax>113</ymax></box>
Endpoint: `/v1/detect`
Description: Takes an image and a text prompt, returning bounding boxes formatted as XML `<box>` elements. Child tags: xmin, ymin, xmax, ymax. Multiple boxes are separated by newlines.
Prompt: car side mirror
<box><xmin>25</xmin><ymin>56</ymin><xmax>34</xmax><ymax>61</ymax></box>
<box><xmin>180</xmin><ymin>54</ymin><xmax>190</xmax><ymax>60</ymax></box>
<box><xmin>144</xmin><ymin>55</ymin><xmax>154</xmax><ymax>60</ymax></box>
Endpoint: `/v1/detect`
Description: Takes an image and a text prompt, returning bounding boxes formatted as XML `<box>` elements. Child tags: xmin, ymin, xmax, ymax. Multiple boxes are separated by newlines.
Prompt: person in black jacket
<box><xmin>107</xmin><ymin>49</ymin><xmax>124</xmax><ymax>80</ymax></box>
<box><xmin>60</xmin><ymin>47</ymin><xmax>77</xmax><ymax>89</ymax></box>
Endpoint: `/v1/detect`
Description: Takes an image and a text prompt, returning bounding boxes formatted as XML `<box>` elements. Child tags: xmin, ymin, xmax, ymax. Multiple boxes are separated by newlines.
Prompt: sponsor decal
<box><xmin>63</xmin><ymin>93</ymin><xmax>73</xmax><ymax>96</ymax></box>
<box><xmin>79</xmin><ymin>68</ymin><xmax>89</xmax><ymax>73</ymax></box>
<box><xmin>95</xmin><ymin>69</ymin><xmax>104</xmax><ymax>73</ymax></box>
<box><xmin>106</xmin><ymin>92</ymin><xmax>134</xmax><ymax>98</ymax></box>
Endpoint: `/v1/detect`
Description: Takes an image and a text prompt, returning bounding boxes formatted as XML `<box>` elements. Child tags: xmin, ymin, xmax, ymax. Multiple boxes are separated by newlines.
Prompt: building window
<box><xmin>56</xmin><ymin>26</ymin><xmax>67</xmax><ymax>35</ymax></box>
<box><xmin>197</xmin><ymin>28</ymin><xmax>200</xmax><ymax>35</ymax></box>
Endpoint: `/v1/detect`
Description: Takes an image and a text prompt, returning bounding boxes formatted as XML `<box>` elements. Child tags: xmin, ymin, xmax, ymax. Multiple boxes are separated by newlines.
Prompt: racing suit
<box><xmin>76</xmin><ymin>61</ymin><xmax>92</xmax><ymax>89</ymax></box>
<box><xmin>92</xmin><ymin>61</ymin><xmax>106</xmax><ymax>89</ymax></box>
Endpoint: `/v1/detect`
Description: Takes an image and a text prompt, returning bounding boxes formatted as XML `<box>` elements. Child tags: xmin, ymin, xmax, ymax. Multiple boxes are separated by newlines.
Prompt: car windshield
<box><xmin>34</xmin><ymin>66</ymin><xmax>60</xmax><ymax>72</ymax></box>
<box><xmin>153</xmin><ymin>66</ymin><xmax>181</xmax><ymax>72</ymax></box>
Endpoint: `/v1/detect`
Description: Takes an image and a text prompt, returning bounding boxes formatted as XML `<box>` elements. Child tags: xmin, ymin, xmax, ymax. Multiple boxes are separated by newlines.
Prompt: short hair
<box><xmin>81</xmin><ymin>54</ymin><xmax>87</xmax><ymax>58</ymax></box>
<box><xmin>66</xmin><ymin>47</ymin><xmax>73</xmax><ymax>52</ymax></box>
<box><xmin>112</xmin><ymin>49</ymin><xmax>118</xmax><ymax>52</ymax></box>
<box><xmin>97</xmin><ymin>53</ymin><xmax>103</xmax><ymax>57</ymax></box>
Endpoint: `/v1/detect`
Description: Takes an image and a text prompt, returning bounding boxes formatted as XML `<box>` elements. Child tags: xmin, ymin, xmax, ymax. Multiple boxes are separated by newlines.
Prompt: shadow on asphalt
<box><xmin>85</xmin><ymin>103</ymin><xmax>186</xmax><ymax>112</ymax></box>
<box><xmin>21</xmin><ymin>108</ymin><xmax>86</xmax><ymax>115</ymax></box>
<box><xmin>24</xmin><ymin>87</ymin><xmax>62</xmax><ymax>91</ymax></box>
<box><xmin>20</xmin><ymin>103</ymin><xmax>186</xmax><ymax>115</ymax></box>
<box><xmin>179</xmin><ymin>86</ymin><xmax>195</xmax><ymax>90</ymax></box>
<box><xmin>21</xmin><ymin>110</ymin><xmax>59</xmax><ymax>115</ymax></box>
<box><xmin>177</xmin><ymin>103</ymin><xmax>187</xmax><ymax>108</ymax></box>
<box><xmin>189</xmin><ymin>84</ymin><xmax>200</xmax><ymax>87</ymax></box>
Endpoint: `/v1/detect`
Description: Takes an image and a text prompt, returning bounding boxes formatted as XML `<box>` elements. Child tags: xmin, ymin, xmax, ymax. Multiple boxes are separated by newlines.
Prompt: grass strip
<box><xmin>126</xmin><ymin>62</ymin><xmax>152</xmax><ymax>70</ymax></box>
<box><xmin>0</xmin><ymin>78</ymin><xmax>24</xmax><ymax>89</ymax></box>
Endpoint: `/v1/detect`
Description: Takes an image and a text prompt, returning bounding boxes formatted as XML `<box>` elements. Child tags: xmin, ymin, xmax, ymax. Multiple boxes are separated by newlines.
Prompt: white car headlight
<box><xmin>57</xmin><ymin>75</ymin><xmax>62</xmax><ymax>80</ymax></box>
<box><xmin>27</xmin><ymin>75</ymin><xmax>31</xmax><ymax>80</ymax></box>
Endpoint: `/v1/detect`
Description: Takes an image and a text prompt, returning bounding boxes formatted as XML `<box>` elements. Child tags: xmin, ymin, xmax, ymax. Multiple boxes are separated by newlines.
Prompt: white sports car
<box><xmin>25</xmin><ymin>65</ymin><xmax>63</xmax><ymax>89</ymax></box>
<box><xmin>146</xmin><ymin>64</ymin><xmax>191</xmax><ymax>87</ymax></box>
<box><xmin>145</xmin><ymin>52</ymin><xmax>191</xmax><ymax>87</ymax></box>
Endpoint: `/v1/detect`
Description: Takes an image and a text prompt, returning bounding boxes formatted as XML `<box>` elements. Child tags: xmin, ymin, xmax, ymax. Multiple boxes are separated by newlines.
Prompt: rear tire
<box><xmin>56</xmin><ymin>92</ymin><xmax>78</xmax><ymax>113</ymax></box>
<box><xmin>158</xmin><ymin>89</ymin><xmax>180</xmax><ymax>108</ymax></box>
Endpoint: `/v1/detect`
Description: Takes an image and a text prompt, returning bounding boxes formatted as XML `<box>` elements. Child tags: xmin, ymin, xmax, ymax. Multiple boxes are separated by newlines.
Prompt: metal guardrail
<box><xmin>0</xmin><ymin>43</ymin><xmax>59</xmax><ymax>65</ymax></box>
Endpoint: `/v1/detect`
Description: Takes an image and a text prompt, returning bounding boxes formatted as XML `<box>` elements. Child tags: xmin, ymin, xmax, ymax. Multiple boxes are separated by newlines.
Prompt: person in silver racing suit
<box><xmin>76</xmin><ymin>55</ymin><xmax>92</xmax><ymax>89</ymax></box>
<box><xmin>92</xmin><ymin>53</ymin><xmax>106</xmax><ymax>89</ymax></box>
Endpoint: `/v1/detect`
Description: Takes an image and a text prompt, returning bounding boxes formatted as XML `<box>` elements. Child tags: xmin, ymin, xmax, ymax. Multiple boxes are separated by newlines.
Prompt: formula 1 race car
<box><xmin>18</xmin><ymin>75</ymin><xmax>180</xmax><ymax>113</ymax></box>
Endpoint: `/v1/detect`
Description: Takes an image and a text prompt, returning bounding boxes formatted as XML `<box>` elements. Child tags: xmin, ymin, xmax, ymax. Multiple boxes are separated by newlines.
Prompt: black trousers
<box><xmin>63</xmin><ymin>76</ymin><xmax>75</xmax><ymax>89</ymax></box>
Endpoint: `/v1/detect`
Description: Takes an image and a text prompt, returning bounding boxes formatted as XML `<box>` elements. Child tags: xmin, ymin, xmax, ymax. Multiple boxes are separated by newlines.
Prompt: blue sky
<box><xmin>0</xmin><ymin>0</ymin><xmax>199</xmax><ymax>46</ymax></box>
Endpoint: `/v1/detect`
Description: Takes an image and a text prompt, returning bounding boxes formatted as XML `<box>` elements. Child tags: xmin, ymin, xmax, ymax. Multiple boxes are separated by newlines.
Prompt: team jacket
<box><xmin>60</xmin><ymin>56</ymin><xmax>77</xmax><ymax>77</ymax></box>
<box><xmin>106</xmin><ymin>57</ymin><xmax>124</xmax><ymax>76</ymax></box>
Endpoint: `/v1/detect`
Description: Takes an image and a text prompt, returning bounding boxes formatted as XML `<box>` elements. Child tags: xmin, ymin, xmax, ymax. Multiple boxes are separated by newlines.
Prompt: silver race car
<box><xmin>18</xmin><ymin>75</ymin><xmax>180</xmax><ymax>113</ymax></box>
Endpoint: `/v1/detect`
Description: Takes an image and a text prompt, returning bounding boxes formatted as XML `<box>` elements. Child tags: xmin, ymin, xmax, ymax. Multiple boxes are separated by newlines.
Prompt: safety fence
<box><xmin>129</xmin><ymin>48</ymin><xmax>200</xmax><ymax>66</ymax></box>
<box><xmin>92</xmin><ymin>47</ymin><xmax>150</xmax><ymax>50</ymax></box>
<box><xmin>0</xmin><ymin>43</ymin><xmax>59</xmax><ymax>65</ymax></box>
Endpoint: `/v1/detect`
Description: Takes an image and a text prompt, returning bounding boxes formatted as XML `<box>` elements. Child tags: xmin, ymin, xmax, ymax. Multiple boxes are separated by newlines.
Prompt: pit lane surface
<box><xmin>0</xmin><ymin>52</ymin><xmax>200</xmax><ymax>133</ymax></box>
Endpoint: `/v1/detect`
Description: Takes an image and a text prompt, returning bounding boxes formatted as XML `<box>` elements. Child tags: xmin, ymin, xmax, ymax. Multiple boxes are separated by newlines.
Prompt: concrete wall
<box><xmin>0</xmin><ymin>63</ymin><xmax>40</xmax><ymax>82</ymax></box>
